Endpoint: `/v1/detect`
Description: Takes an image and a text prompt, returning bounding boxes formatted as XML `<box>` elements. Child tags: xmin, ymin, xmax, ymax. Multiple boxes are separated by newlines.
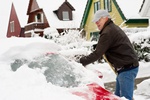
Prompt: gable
<box><xmin>53</xmin><ymin>1</ymin><xmax>75</xmax><ymax>20</ymax></box>
<box><xmin>27</xmin><ymin>0</ymin><xmax>40</xmax><ymax>15</ymax></box>
<box><xmin>60</xmin><ymin>1</ymin><xmax>75</xmax><ymax>11</ymax></box>
<box><xmin>7</xmin><ymin>3</ymin><xmax>21</xmax><ymax>37</ymax></box>
<box><xmin>12</xmin><ymin>0</ymin><xmax>29</xmax><ymax>27</ymax></box>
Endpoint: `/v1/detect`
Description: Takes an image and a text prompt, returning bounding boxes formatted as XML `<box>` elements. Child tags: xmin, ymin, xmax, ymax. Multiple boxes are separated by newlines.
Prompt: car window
<box><xmin>11</xmin><ymin>54</ymin><xmax>82</xmax><ymax>87</ymax></box>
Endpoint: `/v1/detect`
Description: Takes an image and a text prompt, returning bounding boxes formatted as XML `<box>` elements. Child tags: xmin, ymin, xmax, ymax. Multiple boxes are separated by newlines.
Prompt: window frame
<box><xmin>35</xmin><ymin>13</ymin><xmax>44</xmax><ymax>22</ymax></box>
<box><xmin>104</xmin><ymin>0</ymin><xmax>112</xmax><ymax>12</ymax></box>
<box><xmin>62</xmin><ymin>11</ymin><xmax>69</xmax><ymax>21</ymax></box>
<box><xmin>10</xmin><ymin>21</ymin><xmax>15</xmax><ymax>33</ymax></box>
<box><xmin>94</xmin><ymin>1</ymin><xmax>101</xmax><ymax>13</ymax></box>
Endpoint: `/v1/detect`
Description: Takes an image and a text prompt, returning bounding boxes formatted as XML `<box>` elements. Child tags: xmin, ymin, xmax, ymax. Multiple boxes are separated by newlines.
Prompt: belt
<box><xmin>117</xmin><ymin>64</ymin><xmax>138</xmax><ymax>74</ymax></box>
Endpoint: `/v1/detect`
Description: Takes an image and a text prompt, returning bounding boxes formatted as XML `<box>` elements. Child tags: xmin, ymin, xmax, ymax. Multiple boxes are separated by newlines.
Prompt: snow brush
<box><xmin>103</xmin><ymin>54</ymin><xmax>117</xmax><ymax>75</ymax></box>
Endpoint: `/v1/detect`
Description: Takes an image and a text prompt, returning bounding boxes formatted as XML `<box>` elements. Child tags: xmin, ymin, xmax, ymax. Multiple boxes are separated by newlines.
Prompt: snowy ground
<box><xmin>0</xmin><ymin>29</ymin><xmax>150</xmax><ymax>100</ymax></box>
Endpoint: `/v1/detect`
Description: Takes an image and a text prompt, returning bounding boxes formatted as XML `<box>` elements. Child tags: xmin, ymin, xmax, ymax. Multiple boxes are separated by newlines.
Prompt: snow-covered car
<box><xmin>10</xmin><ymin>52</ymin><xmax>122</xmax><ymax>100</ymax></box>
<box><xmin>0</xmin><ymin>38</ymin><xmax>121</xmax><ymax>100</ymax></box>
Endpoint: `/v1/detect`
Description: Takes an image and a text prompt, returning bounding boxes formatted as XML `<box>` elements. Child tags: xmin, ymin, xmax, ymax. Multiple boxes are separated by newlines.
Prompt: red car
<box><xmin>71</xmin><ymin>83</ymin><xmax>122</xmax><ymax>100</ymax></box>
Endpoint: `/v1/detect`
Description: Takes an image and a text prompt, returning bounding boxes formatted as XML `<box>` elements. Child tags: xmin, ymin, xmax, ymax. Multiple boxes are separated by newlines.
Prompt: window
<box><xmin>10</xmin><ymin>21</ymin><xmax>14</xmax><ymax>32</ymax></box>
<box><xmin>94</xmin><ymin>1</ymin><xmax>100</xmax><ymax>13</ymax></box>
<box><xmin>35</xmin><ymin>13</ymin><xmax>44</xmax><ymax>22</ymax></box>
<box><xmin>104</xmin><ymin>0</ymin><xmax>112</xmax><ymax>12</ymax></box>
<box><xmin>62</xmin><ymin>11</ymin><xmax>69</xmax><ymax>20</ymax></box>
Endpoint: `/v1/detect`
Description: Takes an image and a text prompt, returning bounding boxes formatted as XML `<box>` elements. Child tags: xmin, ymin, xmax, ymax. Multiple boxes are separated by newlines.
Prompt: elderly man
<box><xmin>79</xmin><ymin>10</ymin><xmax>139</xmax><ymax>100</ymax></box>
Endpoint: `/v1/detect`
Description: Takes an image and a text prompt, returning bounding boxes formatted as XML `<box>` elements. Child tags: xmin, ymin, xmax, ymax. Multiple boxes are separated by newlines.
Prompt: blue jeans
<box><xmin>115</xmin><ymin>67</ymin><xmax>139</xmax><ymax>100</ymax></box>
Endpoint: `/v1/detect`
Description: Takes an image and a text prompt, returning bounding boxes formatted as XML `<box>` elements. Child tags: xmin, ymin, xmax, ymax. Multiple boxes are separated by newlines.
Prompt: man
<box><xmin>79</xmin><ymin>10</ymin><xmax>139</xmax><ymax>100</ymax></box>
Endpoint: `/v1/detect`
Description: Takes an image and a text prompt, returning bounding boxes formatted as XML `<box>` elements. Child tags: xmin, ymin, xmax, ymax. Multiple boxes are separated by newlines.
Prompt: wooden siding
<box><xmin>84</xmin><ymin>0</ymin><xmax>125</xmax><ymax>40</ymax></box>
<box><xmin>25</xmin><ymin>0</ymin><xmax>49</xmax><ymax>37</ymax></box>
<box><xmin>27</xmin><ymin>0</ymin><xmax>39</xmax><ymax>14</ymax></box>
<box><xmin>82</xmin><ymin>0</ymin><xmax>149</xmax><ymax>40</ymax></box>
<box><xmin>25</xmin><ymin>22</ymin><xmax>45</xmax><ymax>31</ymax></box>
<box><xmin>109</xmin><ymin>0</ymin><xmax>125</xmax><ymax>27</ymax></box>
<box><xmin>84</xmin><ymin>0</ymin><xmax>98</xmax><ymax>40</ymax></box>
<box><xmin>53</xmin><ymin>1</ymin><xmax>75</xmax><ymax>21</ymax></box>
<box><xmin>56</xmin><ymin>4</ymin><xmax>73</xmax><ymax>20</ymax></box>
<box><xmin>7</xmin><ymin>3</ymin><xmax>22</xmax><ymax>37</ymax></box>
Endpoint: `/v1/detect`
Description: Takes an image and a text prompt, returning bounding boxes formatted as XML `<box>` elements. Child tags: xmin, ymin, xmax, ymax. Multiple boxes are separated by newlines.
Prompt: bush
<box><xmin>132</xmin><ymin>38</ymin><xmax>150</xmax><ymax>62</ymax></box>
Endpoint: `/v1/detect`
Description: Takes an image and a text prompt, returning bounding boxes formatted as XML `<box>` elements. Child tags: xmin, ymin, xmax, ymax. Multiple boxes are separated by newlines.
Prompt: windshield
<box><xmin>11</xmin><ymin>54</ymin><xmax>82</xmax><ymax>87</ymax></box>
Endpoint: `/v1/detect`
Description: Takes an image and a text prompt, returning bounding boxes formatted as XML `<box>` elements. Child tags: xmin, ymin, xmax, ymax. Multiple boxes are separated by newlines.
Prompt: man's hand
<box><xmin>92</xmin><ymin>44</ymin><xmax>97</xmax><ymax>50</ymax></box>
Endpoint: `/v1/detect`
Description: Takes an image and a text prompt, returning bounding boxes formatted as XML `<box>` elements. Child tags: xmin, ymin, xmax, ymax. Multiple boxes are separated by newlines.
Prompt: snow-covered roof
<box><xmin>36</xmin><ymin>0</ymin><xmax>87</xmax><ymax>28</ymax></box>
<box><xmin>116</xmin><ymin>0</ymin><xmax>143</xmax><ymax>19</ymax></box>
<box><xmin>139</xmin><ymin>0</ymin><xmax>150</xmax><ymax>17</ymax></box>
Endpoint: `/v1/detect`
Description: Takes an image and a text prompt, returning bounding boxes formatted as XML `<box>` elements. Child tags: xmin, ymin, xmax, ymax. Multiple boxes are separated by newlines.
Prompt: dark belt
<box><xmin>117</xmin><ymin>64</ymin><xmax>138</xmax><ymax>74</ymax></box>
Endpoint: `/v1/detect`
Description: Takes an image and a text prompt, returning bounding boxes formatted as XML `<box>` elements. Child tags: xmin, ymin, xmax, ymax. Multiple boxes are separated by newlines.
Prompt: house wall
<box><xmin>28</xmin><ymin>9</ymin><xmax>49</xmax><ymax>25</ymax></box>
<box><xmin>110</xmin><ymin>1</ymin><xmax>125</xmax><ymax>27</ymax></box>
<box><xmin>85</xmin><ymin>0</ymin><xmax>125</xmax><ymax>40</ymax></box>
<box><xmin>7</xmin><ymin>4</ymin><xmax>21</xmax><ymax>37</ymax></box>
<box><xmin>26</xmin><ymin>0</ymin><xmax>49</xmax><ymax>37</ymax></box>
<box><xmin>84</xmin><ymin>0</ymin><xmax>98</xmax><ymax>40</ymax></box>
<box><xmin>57</xmin><ymin>3</ymin><xmax>73</xmax><ymax>20</ymax></box>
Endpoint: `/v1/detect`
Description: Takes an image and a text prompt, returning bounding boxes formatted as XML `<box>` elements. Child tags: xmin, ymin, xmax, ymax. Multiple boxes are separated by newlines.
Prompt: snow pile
<box><xmin>134</xmin><ymin>79</ymin><xmax>150</xmax><ymax>96</ymax></box>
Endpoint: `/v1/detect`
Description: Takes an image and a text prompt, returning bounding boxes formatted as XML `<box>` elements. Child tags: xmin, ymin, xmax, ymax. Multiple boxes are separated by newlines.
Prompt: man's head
<box><xmin>92</xmin><ymin>10</ymin><xmax>111</xmax><ymax>30</ymax></box>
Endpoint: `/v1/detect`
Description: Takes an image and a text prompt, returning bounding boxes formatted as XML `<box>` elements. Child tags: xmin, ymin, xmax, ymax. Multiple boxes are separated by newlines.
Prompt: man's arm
<box><xmin>80</xmin><ymin>33</ymin><xmax>113</xmax><ymax>66</ymax></box>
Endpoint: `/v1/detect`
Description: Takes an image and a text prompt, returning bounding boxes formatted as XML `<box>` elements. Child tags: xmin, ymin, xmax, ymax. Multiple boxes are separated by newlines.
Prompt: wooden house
<box><xmin>6</xmin><ymin>0</ymin><xmax>29</xmax><ymax>37</ymax></box>
<box><xmin>81</xmin><ymin>0</ymin><xmax>149</xmax><ymax>40</ymax></box>
<box><xmin>24</xmin><ymin>0</ymin><xmax>87</xmax><ymax>37</ymax></box>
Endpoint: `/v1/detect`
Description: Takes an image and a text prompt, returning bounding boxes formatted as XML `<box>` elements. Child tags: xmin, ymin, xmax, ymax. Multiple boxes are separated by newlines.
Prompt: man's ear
<box><xmin>105</xmin><ymin>17</ymin><xmax>109</xmax><ymax>21</ymax></box>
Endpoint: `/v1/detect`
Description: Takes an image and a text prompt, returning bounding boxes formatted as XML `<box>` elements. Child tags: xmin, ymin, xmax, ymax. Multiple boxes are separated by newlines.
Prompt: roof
<box><xmin>115</xmin><ymin>0</ymin><xmax>144</xmax><ymax>19</ymax></box>
<box><xmin>139</xmin><ymin>0</ymin><xmax>150</xmax><ymax>17</ymax></box>
<box><xmin>12</xmin><ymin>0</ymin><xmax>29</xmax><ymax>27</ymax></box>
<box><xmin>36</xmin><ymin>0</ymin><xmax>87</xmax><ymax>29</ymax></box>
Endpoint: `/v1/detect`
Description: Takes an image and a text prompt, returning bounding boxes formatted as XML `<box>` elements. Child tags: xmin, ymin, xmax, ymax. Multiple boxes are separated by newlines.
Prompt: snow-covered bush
<box><xmin>120</xmin><ymin>25</ymin><xmax>150</xmax><ymax>62</ymax></box>
<box><xmin>43</xmin><ymin>28</ymin><xmax>91</xmax><ymax>61</ymax></box>
<box><xmin>43</xmin><ymin>27</ymin><xmax>59</xmax><ymax>41</ymax></box>
<box><xmin>132</xmin><ymin>38</ymin><xmax>150</xmax><ymax>62</ymax></box>
<box><xmin>57</xmin><ymin>29</ymin><xmax>85</xmax><ymax>46</ymax></box>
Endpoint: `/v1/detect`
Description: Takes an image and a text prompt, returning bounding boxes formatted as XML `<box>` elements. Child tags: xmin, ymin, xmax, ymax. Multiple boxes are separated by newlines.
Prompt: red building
<box><xmin>6</xmin><ymin>1</ymin><xmax>29</xmax><ymax>37</ymax></box>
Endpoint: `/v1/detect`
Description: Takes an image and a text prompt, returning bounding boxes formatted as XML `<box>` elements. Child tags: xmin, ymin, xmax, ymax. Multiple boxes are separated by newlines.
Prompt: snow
<box><xmin>139</xmin><ymin>0</ymin><xmax>150</xmax><ymax>17</ymax></box>
<box><xmin>0</xmin><ymin>37</ymin><xmax>104</xmax><ymax>100</ymax></box>
<box><xmin>34</xmin><ymin>0</ymin><xmax>87</xmax><ymax>28</ymax></box>
<box><xmin>0</xmin><ymin>28</ymin><xmax>150</xmax><ymax>100</ymax></box>
<box><xmin>0</xmin><ymin>0</ymin><xmax>87</xmax><ymax>37</ymax></box>
<box><xmin>116</xmin><ymin>0</ymin><xmax>143</xmax><ymax>18</ymax></box>
<box><xmin>0</xmin><ymin>0</ymin><xmax>150</xmax><ymax>99</ymax></box>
